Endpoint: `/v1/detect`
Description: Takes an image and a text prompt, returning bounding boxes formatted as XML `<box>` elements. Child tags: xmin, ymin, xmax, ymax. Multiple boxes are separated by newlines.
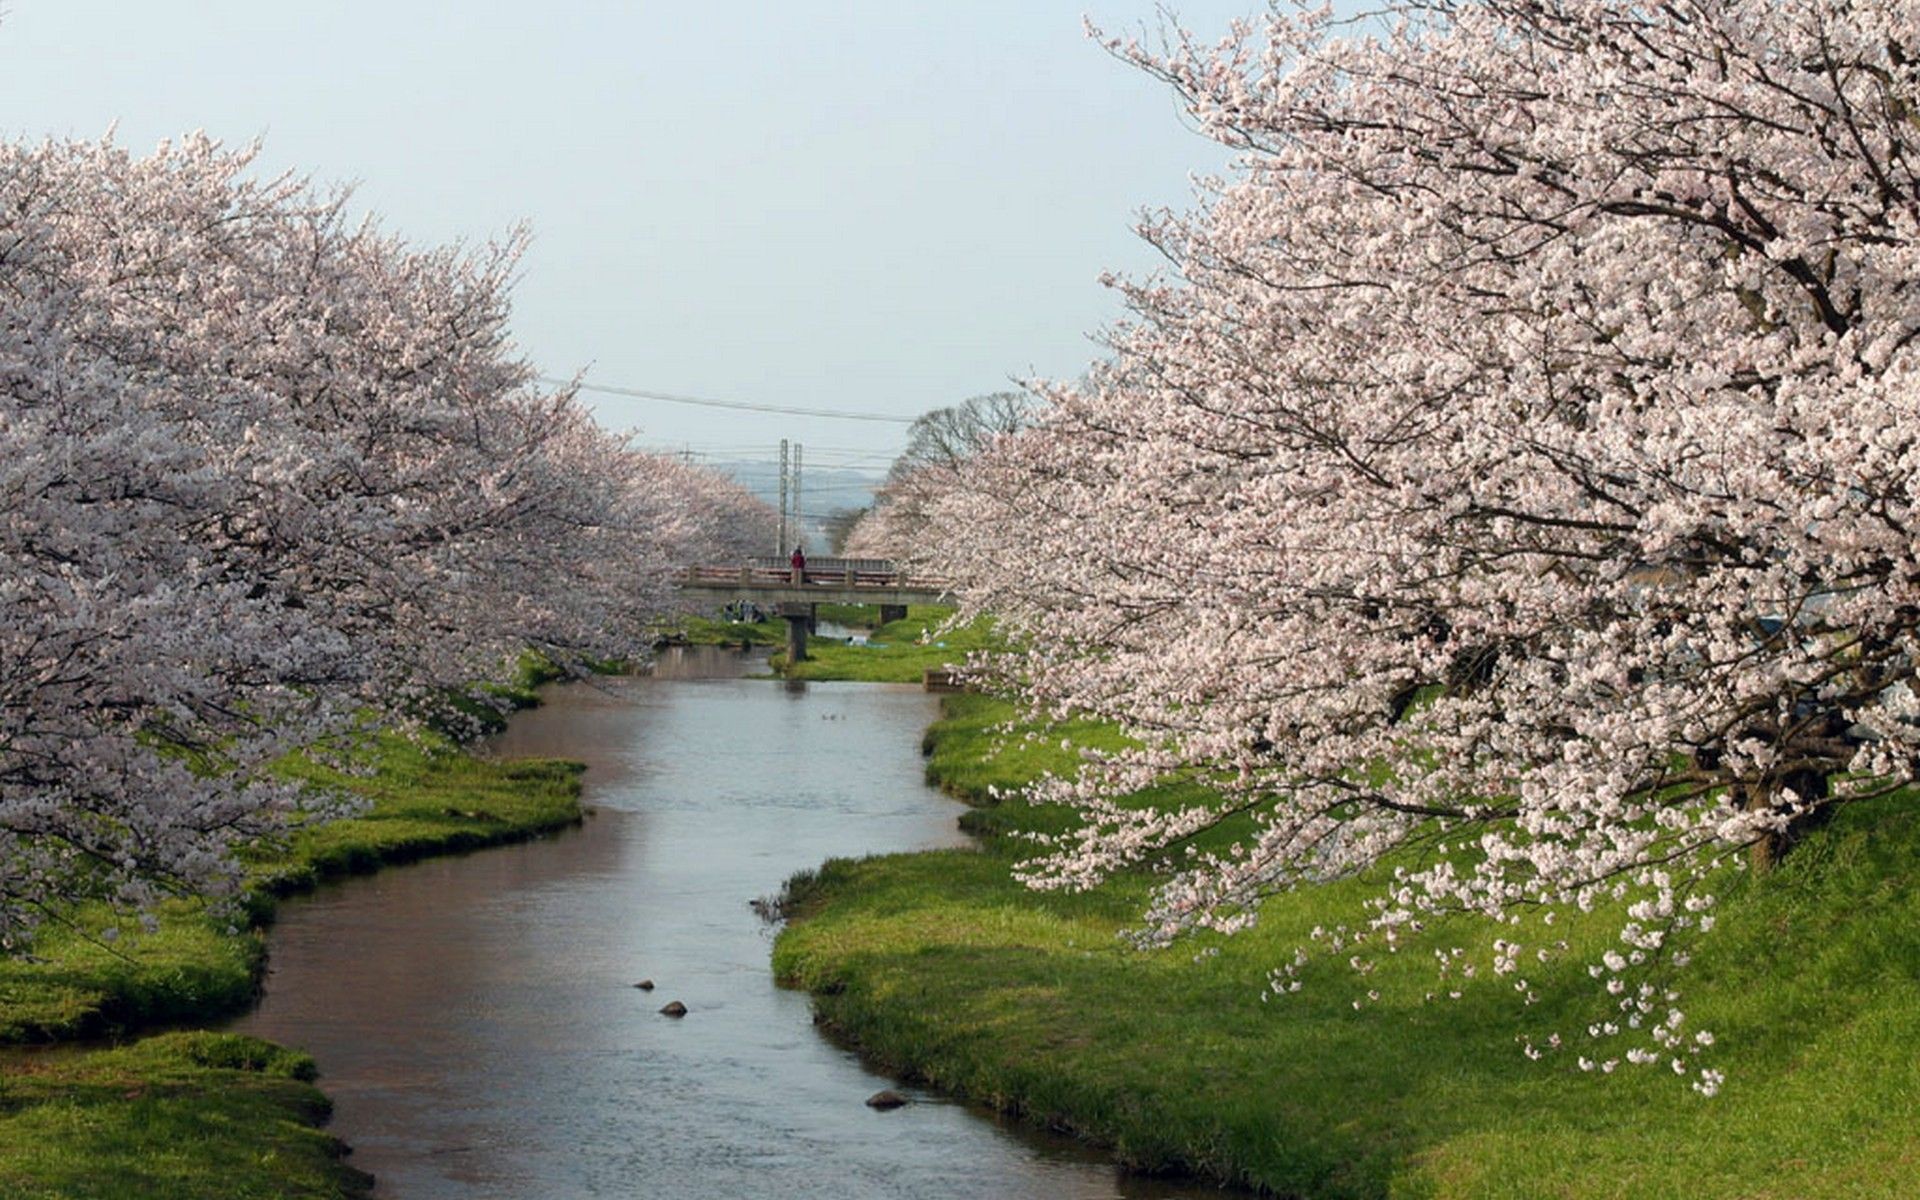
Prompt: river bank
<box><xmin>0</xmin><ymin>730</ymin><xmax>587</xmax><ymax>1199</ymax></box>
<box><xmin>773</xmin><ymin>693</ymin><xmax>1920</xmax><ymax>1198</ymax></box>
<box><xmin>0</xmin><ymin>646</ymin><xmax>1223</xmax><ymax>1200</ymax></box>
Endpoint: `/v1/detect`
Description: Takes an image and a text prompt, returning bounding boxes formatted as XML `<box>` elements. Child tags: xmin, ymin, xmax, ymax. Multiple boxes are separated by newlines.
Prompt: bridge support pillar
<box><xmin>879</xmin><ymin>604</ymin><xmax>908</xmax><ymax>625</ymax></box>
<box><xmin>778</xmin><ymin>603</ymin><xmax>812</xmax><ymax>663</ymax></box>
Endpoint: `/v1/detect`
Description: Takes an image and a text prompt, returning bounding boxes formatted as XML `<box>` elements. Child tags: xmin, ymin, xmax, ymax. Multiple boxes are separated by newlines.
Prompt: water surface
<box><xmin>231</xmin><ymin>649</ymin><xmax>1226</xmax><ymax>1198</ymax></box>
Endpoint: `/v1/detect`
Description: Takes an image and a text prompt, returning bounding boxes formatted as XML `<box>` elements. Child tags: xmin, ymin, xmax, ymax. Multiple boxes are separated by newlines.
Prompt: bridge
<box><xmin>678</xmin><ymin>557</ymin><xmax>953</xmax><ymax>662</ymax></box>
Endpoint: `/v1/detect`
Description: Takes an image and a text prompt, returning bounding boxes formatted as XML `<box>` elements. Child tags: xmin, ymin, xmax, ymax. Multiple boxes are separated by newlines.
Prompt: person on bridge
<box><xmin>790</xmin><ymin>545</ymin><xmax>806</xmax><ymax>583</ymax></box>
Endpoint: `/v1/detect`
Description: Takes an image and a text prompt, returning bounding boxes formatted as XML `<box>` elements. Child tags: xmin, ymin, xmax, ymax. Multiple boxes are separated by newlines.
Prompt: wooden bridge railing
<box><xmin>680</xmin><ymin>559</ymin><xmax>950</xmax><ymax>592</ymax></box>
<box><xmin>742</xmin><ymin>556</ymin><xmax>897</xmax><ymax>574</ymax></box>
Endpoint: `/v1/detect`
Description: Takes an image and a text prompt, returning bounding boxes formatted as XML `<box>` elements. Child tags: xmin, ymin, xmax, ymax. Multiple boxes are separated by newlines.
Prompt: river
<box><xmin>229</xmin><ymin>646</ymin><xmax>1227</xmax><ymax>1198</ymax></box>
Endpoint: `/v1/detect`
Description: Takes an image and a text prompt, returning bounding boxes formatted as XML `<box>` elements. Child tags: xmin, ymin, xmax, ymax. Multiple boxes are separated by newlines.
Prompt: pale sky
<box><xmin>0</xmin><ymin>1</ymin><xmax>1279</xmax><ymax>474</ymax></box>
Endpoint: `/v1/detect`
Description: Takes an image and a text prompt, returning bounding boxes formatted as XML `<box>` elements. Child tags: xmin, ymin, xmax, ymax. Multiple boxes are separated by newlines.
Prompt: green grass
<box><xmin>418</xmin><ymin>648</ymin><xmax>572</xmax><ymax>737</ymax></box>
<box><xmin>814</xmin><ymin>602</ymin><xmax>883</xmax><ymax>627</ymax></box>
<box><xmin>257</xmin><ymin>733</ymin><xmax>584</xmax><ymax>897</ymax></box>
<box><xmin>776</xmin><ymin>606</ymin><xmax>999</xmax><ymax>683</ymax></box>
<box><xmin>774</xmin><ymin>695</ymin><xmax>1920</xmax><ymax>1198</ymax></box>
<box><xmin>0</xmin><ymin>1032</ymin><xmax>368</xmax><ymax>1199</ymax></box>
<box><xmin>661</xmin><ymin>613</ymin><xmax>786</xmax><ymax>647</ymax></box>
<box><xmin>0</xmin><ymin>903</ymin><xmax>261</xmax><ymax>1047</ymax></box>
<box><xmin>0</xmin><ymin>723</ymin><xmax>586</xmax><ymax>1198</ymax></box>
<box><xmin>0</xmin><ymin>733</ymin><xmax>584</xmax><ymax>1045</ymax></box>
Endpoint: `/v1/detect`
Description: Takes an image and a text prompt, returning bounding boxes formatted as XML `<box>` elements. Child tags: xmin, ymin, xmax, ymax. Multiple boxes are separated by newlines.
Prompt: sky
<box><xmin>0</xmin><ymin>1</ymin><xmax>1276</xmax><ymax>477</ymax></box>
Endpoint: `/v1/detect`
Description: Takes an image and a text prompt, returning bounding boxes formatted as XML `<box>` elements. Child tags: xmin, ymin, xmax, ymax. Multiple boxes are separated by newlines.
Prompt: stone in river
<box><xmin>633</xmin><ymin>979</ymin><xmax>655</xmax><ymax>990</ymax></box>
<box><xmin>865</xmin><ymin>1089</ymin><xmax>909</xmax><ymax>1110</ymax></box>
<box><xmin>659</xmin><ymin>1001</ymin><xmax>688</xmax><ymax>1017</ymax></box>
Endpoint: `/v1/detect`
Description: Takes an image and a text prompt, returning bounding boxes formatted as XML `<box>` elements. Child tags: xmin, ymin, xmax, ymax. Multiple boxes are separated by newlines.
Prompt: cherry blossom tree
<box><xmin>1</xmin><ymin>287</ymin><xmax>315</xmax><ymax>941</ymax></box>
<box><xmin>642</xmin><ymin>451</ymin><xmax>781</xmax><ymax>566</ymax></box>
<box><xmin>1</xmin><ymin>135</ymin><xmax>740</xmax><ymax>941</ymax></box>
<box><xmin>926</xmin><ymin>0</ymin><xmax>1920</xmax><ymax>1089</ymax></box>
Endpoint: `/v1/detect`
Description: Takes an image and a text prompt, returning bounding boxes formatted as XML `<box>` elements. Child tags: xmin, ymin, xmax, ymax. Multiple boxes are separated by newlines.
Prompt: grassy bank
<box><xmin>0</xmin><ymin>733</ymin><xmax>584</xmax><ymax>1043</ymax></box>
<box><xmin>775</xmin><ymin>606</ymin><xmax>996</xmax><ymax>683</ymax></box>
<box><xmin>773</xmin><ymin>694</ymin><xmax>1920</xmax><ymax>1198</ymax></box>
<box><xmin>0</xmin><ymin>723</ymin><xmax>587</xmax><ymax>1196</ymax></box>
<box><xmin>0</xmin><ymin>1032</ymin><xmax>366</xmax><ymax>1200</ymax></box>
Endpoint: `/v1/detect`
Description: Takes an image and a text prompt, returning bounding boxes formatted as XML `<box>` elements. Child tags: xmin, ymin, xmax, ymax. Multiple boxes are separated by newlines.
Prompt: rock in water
<box><xmin>659</xmin><ymin>1001</ymin><xmax>687</xmax><ymax>1017</ymax></box>
<box><xmin>633</xmin><ymin>979</ymin><xmax>655</xmax><ymax>991</ymax></box>
<box><xmin>865</xmin><ymin>1089</ymin><xmax>909</xmax><ymax>1110</ymax></box>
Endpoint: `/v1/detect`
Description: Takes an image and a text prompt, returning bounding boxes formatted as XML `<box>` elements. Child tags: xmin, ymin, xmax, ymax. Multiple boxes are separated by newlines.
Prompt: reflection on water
<box><xmin>228</xmin><ymin>648</ymin><xmax>1229</xmax><ymax>1199</ymax></box>
<box><xmin>645</xmin><ymin>642</ymin><xmax>759</xmax><ymax>681</ymax></box>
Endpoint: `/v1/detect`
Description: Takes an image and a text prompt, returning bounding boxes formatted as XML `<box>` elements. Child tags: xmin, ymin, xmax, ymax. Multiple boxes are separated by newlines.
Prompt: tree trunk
<box><xmin>1746</xmin><ymin>778</ymin><xmax>1781</xmax><ymax>873</ymax></box>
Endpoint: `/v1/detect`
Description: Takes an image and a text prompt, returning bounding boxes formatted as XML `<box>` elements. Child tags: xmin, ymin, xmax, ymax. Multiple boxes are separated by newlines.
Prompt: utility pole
<box><xmin>793</xmin><ymin>442</ymin><xmax>803</xmax><ymax>550</ymax></box>
<box><xmin>777</xmin><ymin>438</ymin><xmax>790</xmax><ymax>553</ymax></box>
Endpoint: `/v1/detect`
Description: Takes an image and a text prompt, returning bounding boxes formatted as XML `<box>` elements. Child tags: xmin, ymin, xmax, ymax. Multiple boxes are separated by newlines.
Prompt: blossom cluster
<box><xmin>916</xmin><ymin>0</ymin><xmax>1920</xmax><ymax>1089</ymax></box>
<box><xmin>0</xmin><ymin>135</ymin><xmax>771</xmax><ymax>940</ymax></box>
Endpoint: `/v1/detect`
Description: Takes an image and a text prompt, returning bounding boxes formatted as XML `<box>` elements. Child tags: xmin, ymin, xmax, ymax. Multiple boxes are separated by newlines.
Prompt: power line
<box><xmin>629</xmin><ymin>444</ymin><xmax>889</xmax><ymax>463</ymax></box>
<box><xmin>544</xmin><ymin>375</ymin><xmax>917</xmax><ymax>425</ymax></box>
<box><xmin>634</xmin><ymin>443</ymin><xmax>892</xmax><ymax>457</ymax></box>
